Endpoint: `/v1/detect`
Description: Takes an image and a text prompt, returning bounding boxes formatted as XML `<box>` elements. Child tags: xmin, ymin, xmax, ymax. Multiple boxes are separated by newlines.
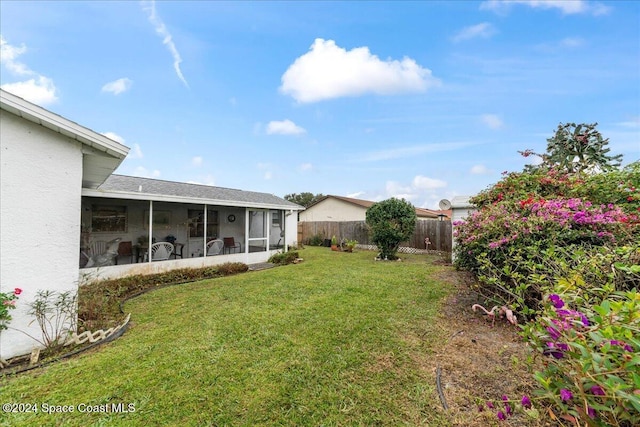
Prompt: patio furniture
<box><xmin>86</xmin><ymin>238</ymin><xmax>121</xmax><ymax>268</ymax></box>
<box><xmin>206</xmin><ymin>239</ymin><xmax>223</xmax><ymax>256</ymax></box>
<box><xmin>116</xmin><ymin>241</ymin><xmax>134</xmax><ymax>264</ymax></box>
<box><xmin>223</xmin><ymin>237</ymin><xmax>241</xmax><ymax>254</ymax></box>
<box><xmin>144</xmin><ymin>242</ymin><xmax>174</xmax><ymax>262</ymax></box>
<box><xmin>171</xmin><ymin>242</ymin><xmax>184</xmax><ymax>259</ymax></box>
<box><xmin>90</xmin><ymin>241</ymin><xmax>108</xmax><ymax>257</ymax></box>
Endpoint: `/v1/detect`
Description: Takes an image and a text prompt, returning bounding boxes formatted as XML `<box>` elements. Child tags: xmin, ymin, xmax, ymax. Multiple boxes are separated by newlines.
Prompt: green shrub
<box><xmin>268</xmin><ymin>251</ymin><xmax>299</xmax><ymax>265</ymax></box>
<box><xmin>366</xmin><ymin>197</ymin><xmax>417</xmax><ymax>260</ymax></box>
<box><xmin>307</xmin><ymin>234</ymin><xmax>324</xmax><ymax>246</ymax></box>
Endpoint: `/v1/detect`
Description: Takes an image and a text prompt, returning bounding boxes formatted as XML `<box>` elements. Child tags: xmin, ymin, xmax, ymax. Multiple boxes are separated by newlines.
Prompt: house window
<box><xmin>188</xmin><ymin>209</ymin><xmax>218</xmax><ymax>238</ymax></box>
<box><xmin>91</xmin><ymin>205</ymin><xmax>127</xmax><ymax>232</ymax></box>
<box><xmin>272</xmin><ymin>211</ymin><xmax>280</xmax><ymax>226</ymax></box>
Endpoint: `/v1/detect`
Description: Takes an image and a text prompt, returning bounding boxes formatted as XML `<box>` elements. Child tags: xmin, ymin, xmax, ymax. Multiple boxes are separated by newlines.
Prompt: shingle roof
<box><xmin>94</xmin><ymin>175</ymin><xmax>303</xmax><ymax>210</ymax></box>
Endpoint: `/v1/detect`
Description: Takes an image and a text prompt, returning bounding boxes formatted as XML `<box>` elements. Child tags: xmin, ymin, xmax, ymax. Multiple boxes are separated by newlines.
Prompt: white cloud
<box><xmin>102</xmin><ymin>78</ymin><xmax>133</xmax><ymax>95</ymax></box>
<box><xmin>129</xmin><ymin>144</ymin><xmax>143</xmax><ymax>159</ymax></box>
<box><xmin>263</xmin><ymin>171</ymin><xmax>273</xmax><ymax>180</ymax></box>
<box><xmin>0</xmin><ymin>36</ymin><xmax>29</xmax><ymax>75</ymax></box>
<box><xmin>359</xmin><ymin>141</ymin><xmax>476</xmax><ymax>162</ymax></box>
<box><xmin>192</xmin><ymin>156</ymin><xmax>203</xmax><ymax>167</ymax></box>
<box><xmin>280</xmin><ymin>38</ymin><xmax>440</xmax><ymax>103</ymax></box>
<box><xmin>346</xmin><ymin>191</ymin><xmax>365</xmax><ymax>199</ymax></box>
<box><xmin>187</xmin><ymin>174</ymin><xmax>215</xmax><ymax>186</ymax></box>
<box><xmin>452</xmin><ymin>22</ymin><xmax>497</xmax><ymax>43</ymax></box>
<box><xmin>480</xmin><ymin>0</ymin><xmax>610</xmax><ymax>16</ymax></box>
<box><xmin>412</xmin><ymin>175</ymin><xmax>447</xmax><ymax>190</ymax></box>
<box><xmin>102</xmin><ymin>131</ymin><xmax>126</xmax><ymax>144</ymax></box>
<box><xmin>0</xmin><ymin>36</ymin><xmax>58</xmax><ymax>105</ymax></box>
<box><xmin>141</xmin><ymin>0</ymin><xmax>189</xmax><ymax>88</ymax></box>
<box><xmin>616</xmin><ymin>117</ymin><xmax>640</xmax><ymax>128</ymax></box>
<box><xmin>298</xmin><ymin>163</ymin><xmax>313</xmax><ymax>172</ymax></box>
<box><xmin>1</xmin><ymin>77</ymin><xmax>58</xmax><ymax>105</ymax></box>
<box><xmin>560</xmin><ymin>37</ymin><xmax>584</xmax><ymax>48</ymax></box>
<box><xmin>481</xmin><ymin>114</ymin><xmax>504</xmax><ymax>130</ymax></box>
<box><xmin>266</xmin><ymin>119</ymin><xmax>306</xmax><ymax>135</ymax></box>
<box><xmin>133</xmin><ymin>166</ymin><xmax>160</xmax><ymax>178</ymax></box>
<box><xmin>470</xmin><ymin>164</ymin><xmax>493</xmax><ymax>175</ymax></box>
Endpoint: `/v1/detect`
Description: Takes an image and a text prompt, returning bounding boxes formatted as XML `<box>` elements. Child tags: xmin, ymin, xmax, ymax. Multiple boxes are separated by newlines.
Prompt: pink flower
<box><xmin>14</xmin><ymin>288</ymin><xmax>22</xmax><ymax>295</ymax></box>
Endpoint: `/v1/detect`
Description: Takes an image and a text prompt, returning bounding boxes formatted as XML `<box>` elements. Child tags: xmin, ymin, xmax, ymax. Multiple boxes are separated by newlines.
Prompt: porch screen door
<box><xmin>247</xmin><ymin>210</ymin><xmax>268</xmax><ymax>252</ymax></box>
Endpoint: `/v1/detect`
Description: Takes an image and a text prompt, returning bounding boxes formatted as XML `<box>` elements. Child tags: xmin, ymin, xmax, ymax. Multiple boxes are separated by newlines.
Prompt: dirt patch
<box><xmin>415</xmin><ymin>266</ymin><xmax>557</xmax><ymax>427</ymax></box>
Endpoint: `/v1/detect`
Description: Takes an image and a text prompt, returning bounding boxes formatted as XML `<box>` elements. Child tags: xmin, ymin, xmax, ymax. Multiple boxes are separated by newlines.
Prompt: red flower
<box><xmin>14</xmin><ymin>288</ymin><xmax>22</xmax><ymax>295</ymax></box>
<box><xmin>628</xmin><ymin>196</ymin><xmax>634</xmax><ymax>202</ymax></box>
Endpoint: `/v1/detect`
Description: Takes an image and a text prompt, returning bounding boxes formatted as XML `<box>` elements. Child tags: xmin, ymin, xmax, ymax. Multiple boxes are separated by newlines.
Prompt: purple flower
<box><xmin>624</xmin><ymin>344</ymin><xmax>633</xmax><ymax>352</ymax></box>
<box><xmin>549</xmin><ymin>294</ymin><xmax>564</xmax><ymax>309</ymax></box>
<box><xmin>560</xmin><ymin>389</ymin><xmax>573</xmax><ymax>401</ymax></box>
<box><xmin>609</xmin><ymin>340</ymin><xmax>621</xmax><ymax>346</ymax></box>
<box><xmin>501</xmin><ymin>395</ymin><xmax>508</xmax><ymax>402</ymax></box>
<box><xmin>521</xmin><ymin>395</ymin><xmax>532</xmax><ymax>409</ymax></box>
<box><xmin>580</xmin><ymin>314</ymin><xmax>590</xmax><ymax>326</ymax></box>
<box><xmin>546</xmin><ymin>326</ymin><xmax>561</xmax><ymax>340</ymax></box>
<box><xmin>505</xmin><ymin>403</ymin><xmax>512</xmax><ymax>416</ymax></box>
<box><xmin>497</xmin><ymin>411</ymin><xmax>506</xmax><ymax>420</ymax></box>
<box><xmin>587</xmin><ymin>406</ymin><xmax>596</xmax><ymax>418</ymax></box>
<box><xmin>486</xmin><ymin>401</ymin><xmax>495</xmax><ymax>409</ymax></box>
<box><xmin>590</xmin><ymin>385</ymin><xmax>605</xmax><ymax>396</ymax></box>
<box><xmin>545</xmin><ymin>342</ymin><xmax>564</xmax><ymax>359</ymax></box>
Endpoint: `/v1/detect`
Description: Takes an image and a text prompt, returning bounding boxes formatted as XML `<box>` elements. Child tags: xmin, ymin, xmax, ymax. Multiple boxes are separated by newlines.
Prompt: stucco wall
<box><xmin>299</xmin><ymin>199</ymin><xmax>365</xmax><ymax>222</ymax></box>
<box><xmin>0</xmin><ymin>110</ymin><xmax>83</xmax><ymax>360</ymax></box>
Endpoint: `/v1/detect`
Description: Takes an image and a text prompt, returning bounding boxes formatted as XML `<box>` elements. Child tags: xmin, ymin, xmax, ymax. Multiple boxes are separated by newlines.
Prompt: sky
<box><xmin>1</xmin><ymin>0</ymin><xmax>639</xmax><ymax>209</ymax></box>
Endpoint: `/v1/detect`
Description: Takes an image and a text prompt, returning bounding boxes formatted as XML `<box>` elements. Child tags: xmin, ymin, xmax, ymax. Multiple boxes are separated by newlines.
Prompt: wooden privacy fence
<box><xmin>298</xmin><ymin>220</ymin><xmax>452</xmax><ymax>253</ymax></box>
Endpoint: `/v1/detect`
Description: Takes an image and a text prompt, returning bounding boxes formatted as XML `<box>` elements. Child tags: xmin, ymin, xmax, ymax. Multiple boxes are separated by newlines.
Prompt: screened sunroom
<box><xmin>80</xmin><ymin>175</ymin><xmax>303</xmax><ymax>281</ymax></box>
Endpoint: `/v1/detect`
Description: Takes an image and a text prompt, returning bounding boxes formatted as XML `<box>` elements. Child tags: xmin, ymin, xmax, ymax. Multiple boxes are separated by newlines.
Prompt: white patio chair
<box><xmin>206</xmin><ymin>239</ymin><xmax>223</xmax><ymax>256</ymax></box>
<box><xmin>145</xmin><ymin>242</ymin><xmax>174</xmax><ymax>261</ymax></box>
<box><xmin>90</xmin><ymin>241</ymin><xmax>108</xmax><ymax>257</ymax></box>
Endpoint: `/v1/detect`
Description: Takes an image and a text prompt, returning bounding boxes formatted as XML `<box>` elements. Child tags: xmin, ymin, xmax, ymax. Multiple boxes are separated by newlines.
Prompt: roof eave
<box><xmin>82</xmin><ymin>188</ymin><xmax>305</xmax><ymax>210</ymax></box>
<box><xmin>0</xmin><ymin>89</ymin><xmax>129</xmax><ymax>159</ymax></box>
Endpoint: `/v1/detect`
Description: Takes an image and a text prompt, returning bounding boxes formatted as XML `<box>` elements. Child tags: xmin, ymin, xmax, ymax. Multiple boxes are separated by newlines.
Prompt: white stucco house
<box><xmin>0</xmin><ymin>89</ymin><xmax>303</xmax><ymax>361</ymax></box>
<box><xmin>299</xmin><ymin>195</ymin><xmax>448</xmax><ymax>222</ymax></box>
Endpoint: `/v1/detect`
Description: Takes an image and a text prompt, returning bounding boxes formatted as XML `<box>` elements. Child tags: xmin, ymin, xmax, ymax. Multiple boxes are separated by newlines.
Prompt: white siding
<box><xmin>299</xmin><ymin>199</ymin><xmax>366</xmax><ymax>222</ymax></box>
<box><xmin>0</xmin><ymin>110</ymin><xmax>83</xmax><ymax>360</ymax></box>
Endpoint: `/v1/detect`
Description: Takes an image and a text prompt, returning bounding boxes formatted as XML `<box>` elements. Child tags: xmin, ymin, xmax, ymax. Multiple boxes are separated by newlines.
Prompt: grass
<box><xmin>0</xmin><ymin>247</ymin><xmax>455</xmax><ymax>426</ymax></box>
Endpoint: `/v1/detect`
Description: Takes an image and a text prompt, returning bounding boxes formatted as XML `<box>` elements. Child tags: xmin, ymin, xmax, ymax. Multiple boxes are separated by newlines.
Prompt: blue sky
<box><xmin>1</xmin><ymin>0</ymin><xmax>639</xmax><ymax>209</ymax></box>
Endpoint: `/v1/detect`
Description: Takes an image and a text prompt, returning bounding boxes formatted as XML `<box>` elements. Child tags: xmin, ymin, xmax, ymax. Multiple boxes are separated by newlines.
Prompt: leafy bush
<box><xmin>307</xmin><ymin>234</ymin><xmax>324</xmax><ymax>246</ymax></box>
<box><xmin>268</xmin><ymin>251</ymin><xmax>300</xmax><ymax>265</ymax></box>
<box><xmin>365</xmin><ymin>197</ymin><xmax>417</xmax><ymax>260</ymax></box>
<box><xmin>522</xmin><ymin>290</ymin><xmax>640</xmax><ymax>426</ymax></box>
<box><xmin>454</xmin><ymin>164</ymin><xmax>639</xmax><ymax>316</ymax></box>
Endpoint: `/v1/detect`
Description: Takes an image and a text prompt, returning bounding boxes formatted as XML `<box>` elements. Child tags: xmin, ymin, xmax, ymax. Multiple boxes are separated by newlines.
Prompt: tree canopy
<box><xmin>520</xmin><ymin>122</ymin><xmax>623</xmax><ymax>174</ymax></box>
<box><xmin>284</xmin><ymin>192</ymin><xmax>325</xmax><ymax>207</ymax></box>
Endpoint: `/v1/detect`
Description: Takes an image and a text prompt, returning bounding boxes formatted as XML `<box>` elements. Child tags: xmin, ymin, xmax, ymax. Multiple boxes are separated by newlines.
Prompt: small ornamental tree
<box><xmin>521</xmin><ymin>122</ymin><xmax>623</xmax><ymax>174</ymax></box>
<box><xmin>366</xmin><ymin>198</ymin><xmax>416</xmax><ymax>260</ymax></box>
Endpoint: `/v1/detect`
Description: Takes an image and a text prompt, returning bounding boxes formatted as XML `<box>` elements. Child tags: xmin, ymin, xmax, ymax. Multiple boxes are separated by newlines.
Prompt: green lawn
<box><xmin>0</xmin><ymin>247</ymin><xmax>453</xmax><ymax>426</ymax></box>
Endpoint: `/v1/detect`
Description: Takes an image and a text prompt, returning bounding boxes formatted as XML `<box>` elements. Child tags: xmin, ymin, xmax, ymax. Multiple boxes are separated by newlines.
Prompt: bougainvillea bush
<box><xmin>454</xmin><ymin>162</ymin><xmax>639</xmax><ymax>316</ymax></box>
<box><xmin>454</xmin><ymin>154</ymin><xmax>639</xmax><ymax>424</ymax></box>
<box><xmin>523</xmin><ymin>290</ymin><xmax>640</xmax><ymax>426</ymax></box>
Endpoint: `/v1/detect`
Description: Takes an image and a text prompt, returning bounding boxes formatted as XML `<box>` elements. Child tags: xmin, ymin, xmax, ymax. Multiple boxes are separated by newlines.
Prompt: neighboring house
<box><xmin>299</xmin><ymin>195</ymin><xmax>448</xmax><ymax>222</ymax></box>
<box><xmin>0</xmin><ymin>89</ymin><xmax>303</xmax><ymax>361</ymax></box>
<box><xmin>449</xmin><ymin>195</ymin><xmax>476</xmax><ymax>262</ymax></box>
